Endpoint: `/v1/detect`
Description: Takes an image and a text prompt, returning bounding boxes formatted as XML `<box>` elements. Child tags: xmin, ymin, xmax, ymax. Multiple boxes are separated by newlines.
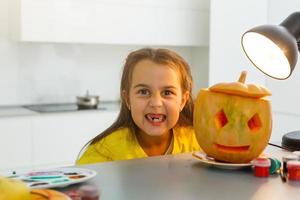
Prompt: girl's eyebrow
<box><xmin>164</xmin><ymin>86</ymin><xmax>177</xmax><ymax>90</ymax></box>
<box><xmin>133</xmin><ymin>84</ymin><xmax>177</xmax><ymax>90</ymax></box>
<box><xmin>133</xmin><ymin>84</ymin><xmax>149</xmax><ymax>89</ymax></box>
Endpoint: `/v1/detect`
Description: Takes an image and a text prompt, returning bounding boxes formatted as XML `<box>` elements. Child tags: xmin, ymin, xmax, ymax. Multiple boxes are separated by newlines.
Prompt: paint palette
<box><xmin>10</xmin><ymin>168</ymin><xmax>97</xmax><ymax>189</ymax></box>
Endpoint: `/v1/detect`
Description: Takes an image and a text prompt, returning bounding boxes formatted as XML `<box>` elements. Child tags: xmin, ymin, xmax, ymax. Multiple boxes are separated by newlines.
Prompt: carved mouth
<box><xmin>214</xmin><ymin>143</ymin><xmax>250</xmax><ymax>152</ymax></box>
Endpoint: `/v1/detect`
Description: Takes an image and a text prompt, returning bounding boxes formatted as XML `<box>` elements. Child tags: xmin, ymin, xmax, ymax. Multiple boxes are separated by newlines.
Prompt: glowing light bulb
<box><xmin>242</xmin><ymin>32</ymin><xmax>290</xmax><ymax>79</ymax></box>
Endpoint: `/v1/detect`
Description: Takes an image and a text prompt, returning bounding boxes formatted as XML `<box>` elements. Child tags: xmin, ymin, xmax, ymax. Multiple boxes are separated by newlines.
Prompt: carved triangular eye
<box><xmin>215</xmin><ymin>109</ymin><xmax>228</xmax><ymax>129</ymax></box>
<box><xmin>248</xmin><ymin>113</ymin><xmax>262</xmax><ymax>132</ymax></box>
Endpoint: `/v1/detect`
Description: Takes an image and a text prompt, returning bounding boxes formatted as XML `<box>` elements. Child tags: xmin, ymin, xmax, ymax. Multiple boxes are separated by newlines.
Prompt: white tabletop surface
<box><xmin>68</xmin><ymin>146</ymin><xmax>300</xmax><ymax>200</ymax></box>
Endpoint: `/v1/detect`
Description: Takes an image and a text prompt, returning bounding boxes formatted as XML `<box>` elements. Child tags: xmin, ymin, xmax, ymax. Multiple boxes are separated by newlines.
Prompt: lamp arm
<box><xmin>280</xmin><ymin>12</ymin><xmax>300</xmax><ymax>52</ymax></box>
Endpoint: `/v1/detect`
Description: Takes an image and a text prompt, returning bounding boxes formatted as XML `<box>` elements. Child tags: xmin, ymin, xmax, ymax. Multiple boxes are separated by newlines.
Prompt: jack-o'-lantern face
<box><xmin>194</xmin><ymin>71</ymin><xmax>272</xmax><ymax>163</ymax></box>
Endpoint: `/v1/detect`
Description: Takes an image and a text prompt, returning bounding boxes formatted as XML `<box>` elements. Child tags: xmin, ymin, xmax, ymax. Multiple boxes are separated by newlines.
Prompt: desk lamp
<box><xmin>241</xmin><ymin>12</ymin><xmax>300</xmax><ymax>151</ymax></box>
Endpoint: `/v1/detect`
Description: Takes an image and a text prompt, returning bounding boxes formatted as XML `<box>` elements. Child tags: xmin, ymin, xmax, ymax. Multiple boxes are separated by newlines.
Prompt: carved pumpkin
<box><xmin>194</xmin><ymin>71</ymin><xmax>272</xmax><ymax>163</ymax></box>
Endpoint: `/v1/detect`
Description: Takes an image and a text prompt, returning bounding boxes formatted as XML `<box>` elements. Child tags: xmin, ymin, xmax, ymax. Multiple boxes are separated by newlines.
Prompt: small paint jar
<box><xmin>79</xmin><ymin>185</ymin><xmax>100</xmax><ymax>200</ymax></box>
<box><xmin>253</xmin><ymin>158</ymin><xmax>271</xmax><ymax>177</ymax></box>
<box><xmin>64</xmin><ymin>190</ymin><xmax>81</xmax><ymax>200</ymax></box>
<box><xmin>282</xmin><ymin>154</ymin><xmax>298</xmax><ymax>175</ymax></box>
<box><xmin>287</xmin><ymin>160</ymin><xmax>300</xmax><ymax>181</ymax></box>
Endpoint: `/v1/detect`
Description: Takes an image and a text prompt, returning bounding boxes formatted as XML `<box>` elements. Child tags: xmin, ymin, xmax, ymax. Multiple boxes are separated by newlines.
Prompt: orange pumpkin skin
<box><xmin>194</xmin><ymin>72</ymin><xmax>272</xmax><ymax>163</ymax></box>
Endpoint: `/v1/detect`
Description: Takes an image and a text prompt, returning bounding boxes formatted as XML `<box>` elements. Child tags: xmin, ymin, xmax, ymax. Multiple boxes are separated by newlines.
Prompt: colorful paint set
<box><xmin>9</xmin><ymin>168</ymin><xmax>97</xmax><ymax>189</ymax></box>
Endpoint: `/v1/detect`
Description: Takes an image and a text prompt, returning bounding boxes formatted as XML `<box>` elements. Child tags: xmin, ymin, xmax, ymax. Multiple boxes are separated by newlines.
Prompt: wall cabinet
<box><xmin>0</xmin><ymin>110</ymin><xmax>118</xmax><ymax>173</ymax></box>
<box><xmin>10</xmin><ymin>0</ymin><xmax>209</xmax><ymax>46</ymax></box>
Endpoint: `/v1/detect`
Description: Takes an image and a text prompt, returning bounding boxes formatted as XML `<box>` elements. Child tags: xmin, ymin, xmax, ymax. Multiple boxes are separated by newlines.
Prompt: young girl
<box><xmin>76</xmin><ymin>48</ymin><xmax>200</xmax><ymax>164</ymax></box>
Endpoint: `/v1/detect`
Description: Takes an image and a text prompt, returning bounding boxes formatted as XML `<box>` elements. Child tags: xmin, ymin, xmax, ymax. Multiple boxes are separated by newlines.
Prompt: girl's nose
<box><xmin>149</xmin><ymin>94</ymin><xmax>163</xmax><ymax>107</ymax></box>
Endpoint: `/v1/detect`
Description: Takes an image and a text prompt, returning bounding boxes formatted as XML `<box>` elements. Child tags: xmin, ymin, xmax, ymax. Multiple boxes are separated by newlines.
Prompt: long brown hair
<box><xmin>90</xmin><ymin>48</ymin><xmax>194</xmax><ymax>145</ymax></box>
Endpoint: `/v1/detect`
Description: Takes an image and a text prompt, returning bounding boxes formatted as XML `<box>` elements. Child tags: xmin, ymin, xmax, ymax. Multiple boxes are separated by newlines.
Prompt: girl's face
<box><xmin>125</xmin><ymin>59</ymin><xmax>188</xmax><ymax>137</ymax></box>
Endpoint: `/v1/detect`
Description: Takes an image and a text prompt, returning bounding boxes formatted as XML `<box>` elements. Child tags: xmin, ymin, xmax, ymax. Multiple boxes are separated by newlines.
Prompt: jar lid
<box><xmin>292</xmin><ymin>151</ymin><xmax>300</xmax><ymax>157</ymax></box>
<box><xmin>282</xmin><ymin>154</ymin><xmax>298</xmax><ymax>162</ymax></box>
<box><xmin>64</xmin><ymin>190</ymin><xmax>81</xmax><ymax>199</ymax></box>
<box><xmin>287</xmin><ymin>160</ymin><xmax>300</xmax><ymax>169</ymax></box>
<box><xmin>281</xmin><ymin>131</ymin><xmax>300</xmax><ymax>151</ymax></box>
<box><xmin>79</xmin><ymin>185</ymin><xmax>100</xmax><ymax>198</ymax></box>
<box><xmin>253</xmin><ymin>158</ymin><xmax>271</xmax><ymax>167</ymax></box>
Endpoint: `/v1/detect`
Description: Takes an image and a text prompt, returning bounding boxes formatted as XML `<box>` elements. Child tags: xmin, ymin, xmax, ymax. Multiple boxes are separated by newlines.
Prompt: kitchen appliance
<box><xmin>76</xmin><ymin>91</ymin><xmax>100</xmax><ymax>109</ymax></box>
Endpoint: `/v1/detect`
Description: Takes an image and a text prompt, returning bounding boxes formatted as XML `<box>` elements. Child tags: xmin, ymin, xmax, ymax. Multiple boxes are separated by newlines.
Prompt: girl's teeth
<box><xmin>147</xmin><ymin>114</ymin><xmax>164</xmax><ymax>122</ymax></box>
<box><xmin>153</xmin><ymin>117</ymin><xmax>162</xmax><ymax>122</ymax></box>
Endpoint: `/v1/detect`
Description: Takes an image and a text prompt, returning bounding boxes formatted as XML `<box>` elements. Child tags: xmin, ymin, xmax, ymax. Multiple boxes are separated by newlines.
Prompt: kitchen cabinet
<box><xmin>32</xmin><ymin>111</ymin><xmax>118</xmax><ymax>168</ymax></box>
<box><xmin>9</xmin><ymin>0</ymin><xmax>209</xmax><ymax>46</ymax></box>
<box><xmin>0</xmin><ymin>110</ymin><xmax>118</xmax><ymax>173</ymax></box>
<box><xmin>0</xmin><ymin>117</ymin><xmax>32</xmax><ymax>171</ymax></box>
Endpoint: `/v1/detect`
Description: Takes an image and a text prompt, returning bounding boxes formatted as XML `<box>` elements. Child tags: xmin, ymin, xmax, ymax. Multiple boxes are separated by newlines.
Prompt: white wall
<box><xmin>209</xmin><ymin>0</ymin><xmax>300</xmax><ymax>143</ymax></box>
<box><xmin>266</xmin><ymin>0</ymin><xmax>300</xmax><ymax>143</ymax></box>
<box><xmin>209</xmin><ymin>0</ymin><xmax>268</xmax><ymax>85</ymax></box>
<box><xmin>0</xmin><ymin>0</ymin><xmax>207</xmax><ymax>106</ymax></box>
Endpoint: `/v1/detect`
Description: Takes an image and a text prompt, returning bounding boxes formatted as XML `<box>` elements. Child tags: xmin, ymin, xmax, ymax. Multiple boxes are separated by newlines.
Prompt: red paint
<box><xmin>253</xmin><ymin>158</ymin><xmax>270</xmax><ymax>177</ymax></box>
<box><xmin>287</xmin><ymin>160</ymin><xmax>300</xmax><ymax>181</ymax></box>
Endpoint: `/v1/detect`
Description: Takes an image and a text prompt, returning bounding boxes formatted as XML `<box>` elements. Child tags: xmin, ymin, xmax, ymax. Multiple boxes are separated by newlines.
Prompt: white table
<box><xmin>66</xmin><ymin>146</ymin><xmax>300</xmax><ymax>200</ymax></box>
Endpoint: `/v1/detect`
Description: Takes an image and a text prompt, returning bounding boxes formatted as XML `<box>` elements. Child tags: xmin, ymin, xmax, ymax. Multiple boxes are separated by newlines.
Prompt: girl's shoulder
<box><xmin>77</xmin><ymin>127</ymin><xmax>138</xmax><ymax>164</ymax></box>
<box><xmin>91</xmin><ymin>127</ymin><xmax>145</xmax><ymax>161</ymax></box>
<box><xmin>173</xmin><ymin>125</ymin><xmax>195</xmax><ymax>137</ymax></box>
<box><xmin>98</xmin><ymin>127</ymin><xmax>133</xmax><ymax>144</ymax></box>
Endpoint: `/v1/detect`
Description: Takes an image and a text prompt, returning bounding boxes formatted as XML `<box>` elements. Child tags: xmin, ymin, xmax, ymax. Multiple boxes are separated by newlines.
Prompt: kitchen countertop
<box><xmin>0</xmin><ymin>101</ymin><xmax>120</xmax><ymax>118</ymax></box>
<box><xmin>0</xmin><ymin>106</ymin><xmax>37</xmax><ymax>117</ymax></box>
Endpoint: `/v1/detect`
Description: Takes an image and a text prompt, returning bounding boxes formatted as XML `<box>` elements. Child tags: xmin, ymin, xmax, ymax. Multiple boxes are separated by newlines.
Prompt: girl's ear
<box><xmin>180</xmin><ymin>91</ymin><xmax>189</xmax><ymax>111</ymax></box>
<box><xmin>122</xmin><ymin>90</ymin><xmax>130</xmax><ymax>110</ymax></box>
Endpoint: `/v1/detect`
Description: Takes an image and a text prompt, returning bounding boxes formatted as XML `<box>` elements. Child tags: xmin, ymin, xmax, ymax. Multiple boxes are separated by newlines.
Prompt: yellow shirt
<box><xmin>76</xmin><ymin>126</ymin><xmax>200</xmax><ymax>165</ymax></box>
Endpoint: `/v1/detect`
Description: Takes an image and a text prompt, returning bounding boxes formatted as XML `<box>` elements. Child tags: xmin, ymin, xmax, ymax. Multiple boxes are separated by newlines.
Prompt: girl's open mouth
<box><xmin>145</xmin><ymin>114</ymin><xmax>166</xmax><ymax>124</ymax></box>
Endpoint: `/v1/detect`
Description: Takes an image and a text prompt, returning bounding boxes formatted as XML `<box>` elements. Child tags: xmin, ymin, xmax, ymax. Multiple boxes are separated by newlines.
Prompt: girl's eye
<box><xmin>163</xmin><ymin>90</ymin><xmax>173</xmax><ymax>96</ymax></box>
<box><xmin>138</xmin><ymin>89</ymin><xmax>150</xmax><ymax>95</ymax></box>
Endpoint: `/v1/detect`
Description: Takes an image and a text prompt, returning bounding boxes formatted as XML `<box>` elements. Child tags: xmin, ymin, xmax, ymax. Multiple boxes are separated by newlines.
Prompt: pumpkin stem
<box><xmin>238</xmin><ymin>71</ymin><xmax>247</xmax><ymax>83</ymax></box>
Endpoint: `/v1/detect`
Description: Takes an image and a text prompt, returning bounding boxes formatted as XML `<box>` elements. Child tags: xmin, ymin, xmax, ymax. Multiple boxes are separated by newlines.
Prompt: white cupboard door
<box><xmin>0</xmin><ymin>117</ymin><xmax>32</xmax><ymax>172</ymax></box>
<box><xmin>32</xmin><ymin>111</ymin><xmax>118</xmax><ymax>168</ymax></box>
